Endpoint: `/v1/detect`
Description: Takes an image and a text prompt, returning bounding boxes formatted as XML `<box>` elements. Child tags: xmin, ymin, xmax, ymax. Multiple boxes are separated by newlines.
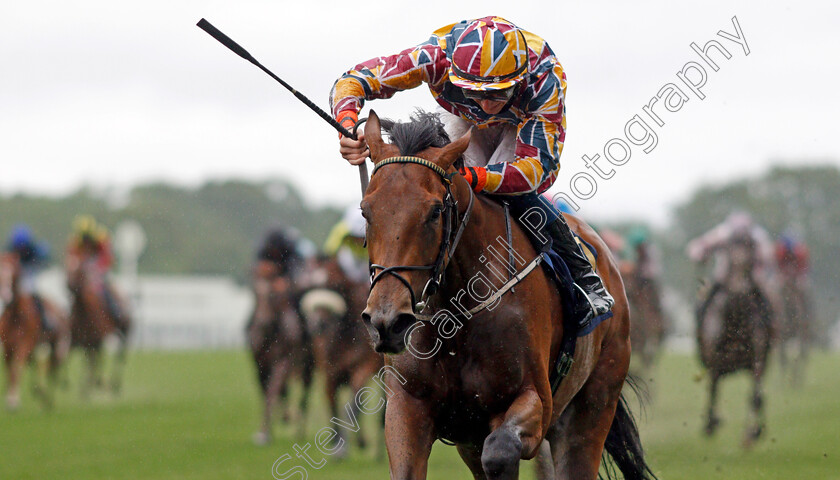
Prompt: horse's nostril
<box><xmin>391</xmin><ymin>313</ymin><xmax>417</xmax><ymax>338</ymax></box>
<box><xmin>361</xmin><ymin>311</ymin><xmax>372</xmax><ymax>326</ymax></box>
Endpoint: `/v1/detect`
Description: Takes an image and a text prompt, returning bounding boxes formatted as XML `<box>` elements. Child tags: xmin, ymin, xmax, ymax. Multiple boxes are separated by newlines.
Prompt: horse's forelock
<box><xmin>380</xmin><ymin>109</ymin><xmax>451</xmax><ymax>156</ymax></box>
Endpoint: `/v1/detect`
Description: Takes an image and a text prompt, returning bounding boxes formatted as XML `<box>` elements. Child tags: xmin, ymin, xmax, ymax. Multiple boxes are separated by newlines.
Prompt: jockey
<box><xmin>625</xmin><ymin>226</ymin><xmax>662</xmax><ymax>281</ymax></box>
<box><xmin>67</xmin><ymin>215</ymin><xmax>125</xmax><ymax>327</ymax></box>
<box><xmin>254</xmin><ymin>225</ymin><xmax>315</xmax><ymax>289</ymax></box>
<box><xmin>324</xmin><ymin>206</ymin><xmax>369</xmax><ymax>284</ymax></box>
<box><xmin>686</xmin><ymin>211</ymin><xmax>778</xmax><ymax>319</ymax></box>
<box><xmin>686</xmin><ymin>211</ymin><xmax>775</xmax><ymax>283</ymax></box>
<box><xmin>775</xmin><ymin>233</ymin><xmax>810</xmax><ymax>282</ymax></box>
<box><xmin>330</xmin><ymin>16</ymin><xmax>613</xmax><ymax>324</ymax></box>
<box><xmin>5</xmin><ymin>224</ymin><xmax>53</xmax><ymax>331</ymax></box>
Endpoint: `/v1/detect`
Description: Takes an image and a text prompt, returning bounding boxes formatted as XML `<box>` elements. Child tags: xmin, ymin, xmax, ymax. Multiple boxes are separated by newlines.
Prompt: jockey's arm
<box><xmin>330</xmin><ymin>36</ymin><xmax>451</xmax><ymax>165</ymax></box>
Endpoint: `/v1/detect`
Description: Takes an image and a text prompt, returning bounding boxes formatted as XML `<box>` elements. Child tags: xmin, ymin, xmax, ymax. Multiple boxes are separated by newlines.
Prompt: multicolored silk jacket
<box><xmin>329</xmin><ymin>19</ymin><xmax>567</xmax><ymax>195</ymax></box>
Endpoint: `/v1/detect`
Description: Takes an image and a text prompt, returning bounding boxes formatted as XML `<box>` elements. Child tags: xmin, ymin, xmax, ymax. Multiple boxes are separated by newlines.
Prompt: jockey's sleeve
<box><xmin>329</xmin><ymin>33</ymin><xmax>451</xmax><ymax>118</ymax></box>
<box><xmin>483</xmin><ymin>63</ymin><xmax>567</xmax><ymax>195</ymax></box>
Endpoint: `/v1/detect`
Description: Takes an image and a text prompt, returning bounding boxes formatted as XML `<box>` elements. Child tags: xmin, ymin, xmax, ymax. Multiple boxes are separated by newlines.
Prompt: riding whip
<box><xmin>196</xmin><ymin>18</ymin><xmax>370</xmax><ymax>194</ymax></box>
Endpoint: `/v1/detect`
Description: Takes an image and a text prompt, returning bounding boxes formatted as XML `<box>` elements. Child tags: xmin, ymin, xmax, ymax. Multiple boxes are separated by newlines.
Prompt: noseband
<box><xmin>368</xmin><ymin>156</ymin><xmax>474</xmax><ymax>314</ymax></box>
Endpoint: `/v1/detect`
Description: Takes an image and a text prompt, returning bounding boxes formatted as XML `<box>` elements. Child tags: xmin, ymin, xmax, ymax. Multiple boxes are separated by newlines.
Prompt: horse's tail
<box><xmin>601</xmin><ymin>375</ymin><xmax>657</xmax><ymax>480</ymax></box>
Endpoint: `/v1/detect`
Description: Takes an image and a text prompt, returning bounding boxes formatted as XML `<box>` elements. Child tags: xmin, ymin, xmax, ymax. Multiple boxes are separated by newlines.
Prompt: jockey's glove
<box><xmin>336</xmin><ymin>110</ymin><xmax>358</xmax><ymax>138</ymax></box>
<box><xmin>458</xmin><ymin>166</ymin><xmax>487</xmax><ymax>193</ymax></box>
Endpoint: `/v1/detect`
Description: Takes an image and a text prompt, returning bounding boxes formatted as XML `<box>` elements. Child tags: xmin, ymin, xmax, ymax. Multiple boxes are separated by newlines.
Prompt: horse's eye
<box><xmin>428</xmin><ymin>205</ymin><xmax>443</xmax><ymax>223</ymax></box>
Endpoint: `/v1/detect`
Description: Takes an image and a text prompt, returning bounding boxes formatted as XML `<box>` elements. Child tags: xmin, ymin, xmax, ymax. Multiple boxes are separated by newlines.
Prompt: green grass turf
<box><xmin>1</xmin><ymin>349</ymin><xmax>838</xmax><ymax>479</ymax></box>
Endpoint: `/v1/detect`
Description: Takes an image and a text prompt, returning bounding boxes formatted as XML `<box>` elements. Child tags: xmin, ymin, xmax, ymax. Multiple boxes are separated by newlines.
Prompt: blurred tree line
<box><xmin>0</xmin><ymin>179</ymin><xmax>342</xmax><ymax>282</ymax></box>
<box><xmin>1</xmin><ymin>165</ymin><xmax>838</xmax><ymax>332</ymax></box>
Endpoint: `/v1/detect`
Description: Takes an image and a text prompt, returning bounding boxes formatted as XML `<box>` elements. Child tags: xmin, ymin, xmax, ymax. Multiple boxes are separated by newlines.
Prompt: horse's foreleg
<box><xmin>254</xmin><ymin>360</ymin><xmax>290</xmax><ymax>446</ymax></box>
<box><xmin>705</xmin><ymin>372</ymin><xmax>722</xmax><ymax>436</ymax></box>
<box><xmin>384</xmin><ymin>390</ymin><xmax>435</xmax><ymax>480</ymax></box>
<box><xmin>743</xmin><ymin>363</ymin><xmax>767</xmax><ymax>448</ymax></box>
<box><xmin>456</xmin><ymin>443</ymin><xmax>487</xmax><ymax>480</ymax></box>
<box><xmin>297</xmin><ymin>352</ymin><xmax>315</xmax><ymax>440</ymax></box>
<box><xmin>5</xmin><ymin>349</ymin><xmax>25</xmax><ymax>411</ymax></box>
<box><xmin>82</xmin><ymin>347</ymin><xmax>102</xmax><ymax>398</ymax></box>
<box><xmin>349</xmin><ymin>363</ymin><xmax>378</xmax><ymax>452</ymax></box>
<box><xmin>481</xmin><ymin>388</ymin><xmax>546</xmax><ymax>480</ymax></box>
<box><xmin>532</xmin><ymin>439</ymin><xmax>555</xmax><ymax>480</ymax></box>
<box><xmin>110</xmin><ymin>332</ymin><xmax>129</xmax><ymax>395</ymax></box>
<box><xmin>323</xmin><ymin>377</ymin><xmax>348</xmax><ymax>457</ymax></box>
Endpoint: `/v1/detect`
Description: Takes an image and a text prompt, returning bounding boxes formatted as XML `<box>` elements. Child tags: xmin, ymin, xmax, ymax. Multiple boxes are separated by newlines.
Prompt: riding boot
<box><xmin>32</xmin><ymin>294</ymin><xmax>54</xmax><ymax>333</ymax></box>
<box><xmin>546</xmin><ymin>215</ymin><xmax>615</xmax><ymax>326</ymax></box>
<box><xmin>102</xmin><ymin>284</ymin><xmax>124</xmax><ymax>330</ymax></box>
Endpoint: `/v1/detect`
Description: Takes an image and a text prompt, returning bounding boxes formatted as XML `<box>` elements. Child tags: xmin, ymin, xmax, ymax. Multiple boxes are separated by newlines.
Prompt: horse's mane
<box><xmin>380</xmin><ymin>109</ymin><xmax>451</xmax><ymax>156</ymax></box>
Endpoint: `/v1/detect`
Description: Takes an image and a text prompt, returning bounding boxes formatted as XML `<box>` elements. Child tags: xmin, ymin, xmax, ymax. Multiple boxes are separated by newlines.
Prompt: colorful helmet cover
<box><xmin>448</xmin><ymin>17</ymin><xmax>529</xmax><ymax>91</ymax></box>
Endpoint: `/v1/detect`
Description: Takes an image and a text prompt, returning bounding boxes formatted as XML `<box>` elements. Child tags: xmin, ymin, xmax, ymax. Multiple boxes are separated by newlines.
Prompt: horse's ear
<box><xmin>437</xmin><ymin>128</ymin><xmax>472</xmax><ymax>170</ymax></box>
<box><xmin>364</xmin><ymin>110</ymin><xmax>386</xmax><ymax>163</ymax></box>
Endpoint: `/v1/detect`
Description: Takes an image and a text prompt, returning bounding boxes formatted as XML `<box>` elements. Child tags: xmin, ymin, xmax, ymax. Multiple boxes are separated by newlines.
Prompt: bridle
<box><xmin>367</xmin><ymin>156</ymin><xmax>474</xmax><ymax>315</ymax></box>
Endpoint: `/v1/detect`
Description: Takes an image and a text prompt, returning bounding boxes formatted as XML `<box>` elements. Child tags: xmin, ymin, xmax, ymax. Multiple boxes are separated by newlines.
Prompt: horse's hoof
<box><xmin>742</xmin><ymin>425</ymin><xmax>764</xmax><ymax>448</ymax></box>
<box><xmin>704</xmin><ymin>416</ymin><xmax>721</xmax><ymax>436</ymax></box>
<box><xmin>6</xmin><ymin>394</ymin><xmax>21</xmax><ymax>411</ymax></box>
<box><xmin>333</xmin><ymin>439</ymin><xmax>349</xmax><ymax>460</ymax></box>
<box><xmin>252</xmin><ymin>431</ymin><xmax>271</xmax><ymax>446</ymax></box>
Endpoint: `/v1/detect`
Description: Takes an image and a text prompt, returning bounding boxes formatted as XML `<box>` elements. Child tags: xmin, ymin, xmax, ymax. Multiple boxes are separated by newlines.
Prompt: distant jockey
<box><xmin>5</xmin><ymin>224</ymin><xmax>54</xmax><ymax>331</ymax></box>
<box><xmin>625</xmin><ymin>226</ymin><xmax>662</xmax><ymax>281</ymax></box>
<box><xmin>67</xmin><ymin>215</ymin><xmax>126</xmax><ymax>329</ymax></box>
<box><xmin>324</xmin><ymin>206</ymin><xmax>369</xmax><ymax>284</ymax></box>
<box><xmin>253</xmin><ymin>225</ymin><xmax>317</xmax><ymax>298</ymax></box>
<box><xmin>686</xmin><ymin>211</ymin><xmax>776</xmax><ymax>283</ymax></box>
<box><xmin>686</xmin><ymin>211</ymin><xmax>778</xmax><ymax>319</ymax></box>
<box><xmin>256</xmin><ymin>226</ymin><xmax>313</xmax><ymax>279</ymax></box>
<box><xmin>775</xmin><ymin>233</ymin><xmax>810</xmax><ymax>283</ymax></box>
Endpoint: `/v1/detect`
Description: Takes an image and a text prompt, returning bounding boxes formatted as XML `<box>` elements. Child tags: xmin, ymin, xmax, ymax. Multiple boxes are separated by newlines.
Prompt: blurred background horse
<box><xmin>1</xmin><ymin>251</ymin><xmax>70</xmax><ymax>410</ymax></box>
<box><xmin>65</xmin><ymin>216</ymin><xmax>131</xmax><ymax>397</ymax></box>
<box><xmin>609</xmin><ymin>227</ymin><xmax>668</xmax><ymax>375</ymax></box>
<box><xmin>689</xmin><ymin>213</ymin><xmax>775</xmax><ymax>447</ymax></box>
<box><xmin>247</xmin><ymin>227</ymin><xmax>315</xmax><ymax>445</ymax></box>
<box><xmin>298</xmin><ymin>208</ymin><xmax>384</xmax><ymax>456</ymax></box>
<box><xmin>774</xmin><ymin>234</ymin><xmax>813</xmax><ymax>385</ymax></box>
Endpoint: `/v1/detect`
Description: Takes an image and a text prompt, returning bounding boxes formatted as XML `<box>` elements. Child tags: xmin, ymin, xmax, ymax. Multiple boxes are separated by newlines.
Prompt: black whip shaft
<box><xmin>197</xmin><ymin>18</ymin><xmax>356</xmax><ymax>140</ymax></box>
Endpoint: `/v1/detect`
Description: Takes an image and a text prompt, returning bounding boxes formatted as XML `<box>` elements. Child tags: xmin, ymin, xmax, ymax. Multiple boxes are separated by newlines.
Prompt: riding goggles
<box><xmin>461</xmin><ymin>85</ymin><xmax>516</xmax><ymax>103</ymax></box>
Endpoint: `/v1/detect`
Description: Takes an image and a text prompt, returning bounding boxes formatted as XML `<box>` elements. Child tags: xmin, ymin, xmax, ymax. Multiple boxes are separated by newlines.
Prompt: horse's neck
<box><xmin>435</xmin><ymin>195</ymin><xmax>530</xmax><ymax>322</ymax></box>
<box><xmin>1</xmin><ymin>265</ymin><xmax>22</xmax><ymax>305</ymax></box>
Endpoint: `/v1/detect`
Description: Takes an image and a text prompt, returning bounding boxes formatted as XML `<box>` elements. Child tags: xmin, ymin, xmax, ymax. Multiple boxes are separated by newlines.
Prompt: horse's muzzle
<box><xmin>361</xmin><ymin>308</ymin><xmax>416</xmax><ymax>354</ymax></box>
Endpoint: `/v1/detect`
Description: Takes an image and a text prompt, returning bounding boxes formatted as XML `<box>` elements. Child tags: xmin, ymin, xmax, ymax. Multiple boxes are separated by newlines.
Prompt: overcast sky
<box><xmin>1</xmin><ymin>0</ymin><xmax>837</xmax><ymax>226</ymax></box>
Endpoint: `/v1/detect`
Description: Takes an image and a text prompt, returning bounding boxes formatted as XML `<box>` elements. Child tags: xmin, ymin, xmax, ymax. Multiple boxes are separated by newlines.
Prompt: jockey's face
<box><xmin>461</xmin><ymin>85</ymin><xmax>516</xmax><ymax>115</ymax></box>
<box><xmin>477</xmin><ymin>99</ymin><xmax>508</xmax><ymax>115</ymax></box>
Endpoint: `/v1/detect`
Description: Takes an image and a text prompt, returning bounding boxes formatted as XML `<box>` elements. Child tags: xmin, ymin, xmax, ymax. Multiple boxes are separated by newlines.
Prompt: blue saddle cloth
<box><xmin>540</xmin><ymin>237</ymin><xmax>613</xmax><ymax>337</ymax></box>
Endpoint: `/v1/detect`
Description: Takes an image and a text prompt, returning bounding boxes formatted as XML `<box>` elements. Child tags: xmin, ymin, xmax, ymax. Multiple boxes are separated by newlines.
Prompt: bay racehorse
<box><xmin>776</xmin><ymin>263</ymin><xmax>812</xmax><ymax>385</ymax></box>
<box><xmin>298</xmin><ymin>254</ymin><xmax>384</xmax><ymax>457</ymax></box>
<box><xmin>0</xmin><ymin>252</ymin><xmax>70</xmax><ymax>410</ymax></box>
<box><xmin>247</xmin><ymin>259</ymin><xmax>315</xmax><ymax>445</ymax></box>
<box><xmin>359</xmin><ymin>111</ymin><xmax>655</xmax><ymax>479</ymax></box>
<box><xmin>620</xmin><ymin>245</ymin><xmax>666</xmax><ymax>374</ymax></box>
<box><xmin>65</xmin><ymin>251</ymin><xmax>131</xmax><ymax>397</ymax></box>
<box><xmin>695</xmin><ymin>233</ymin><xmax>773</xmax><ymax>447</ymax></box>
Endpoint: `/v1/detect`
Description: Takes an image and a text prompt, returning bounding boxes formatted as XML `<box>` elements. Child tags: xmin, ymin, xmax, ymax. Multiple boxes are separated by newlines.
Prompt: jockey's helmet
<box><xmin>448</xmin><ymin>17</ymin><xmax>529</xmax><ymax>93</ymax></box>
<box><xmin>9</xmin><ymin>224</ymin><xmax>34</xmax><ymax>249</ymax></box>
<box><xmin>73</xmin><ymin>214</ymin><xmax>100</xmax><ymax>244</ymax></box>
